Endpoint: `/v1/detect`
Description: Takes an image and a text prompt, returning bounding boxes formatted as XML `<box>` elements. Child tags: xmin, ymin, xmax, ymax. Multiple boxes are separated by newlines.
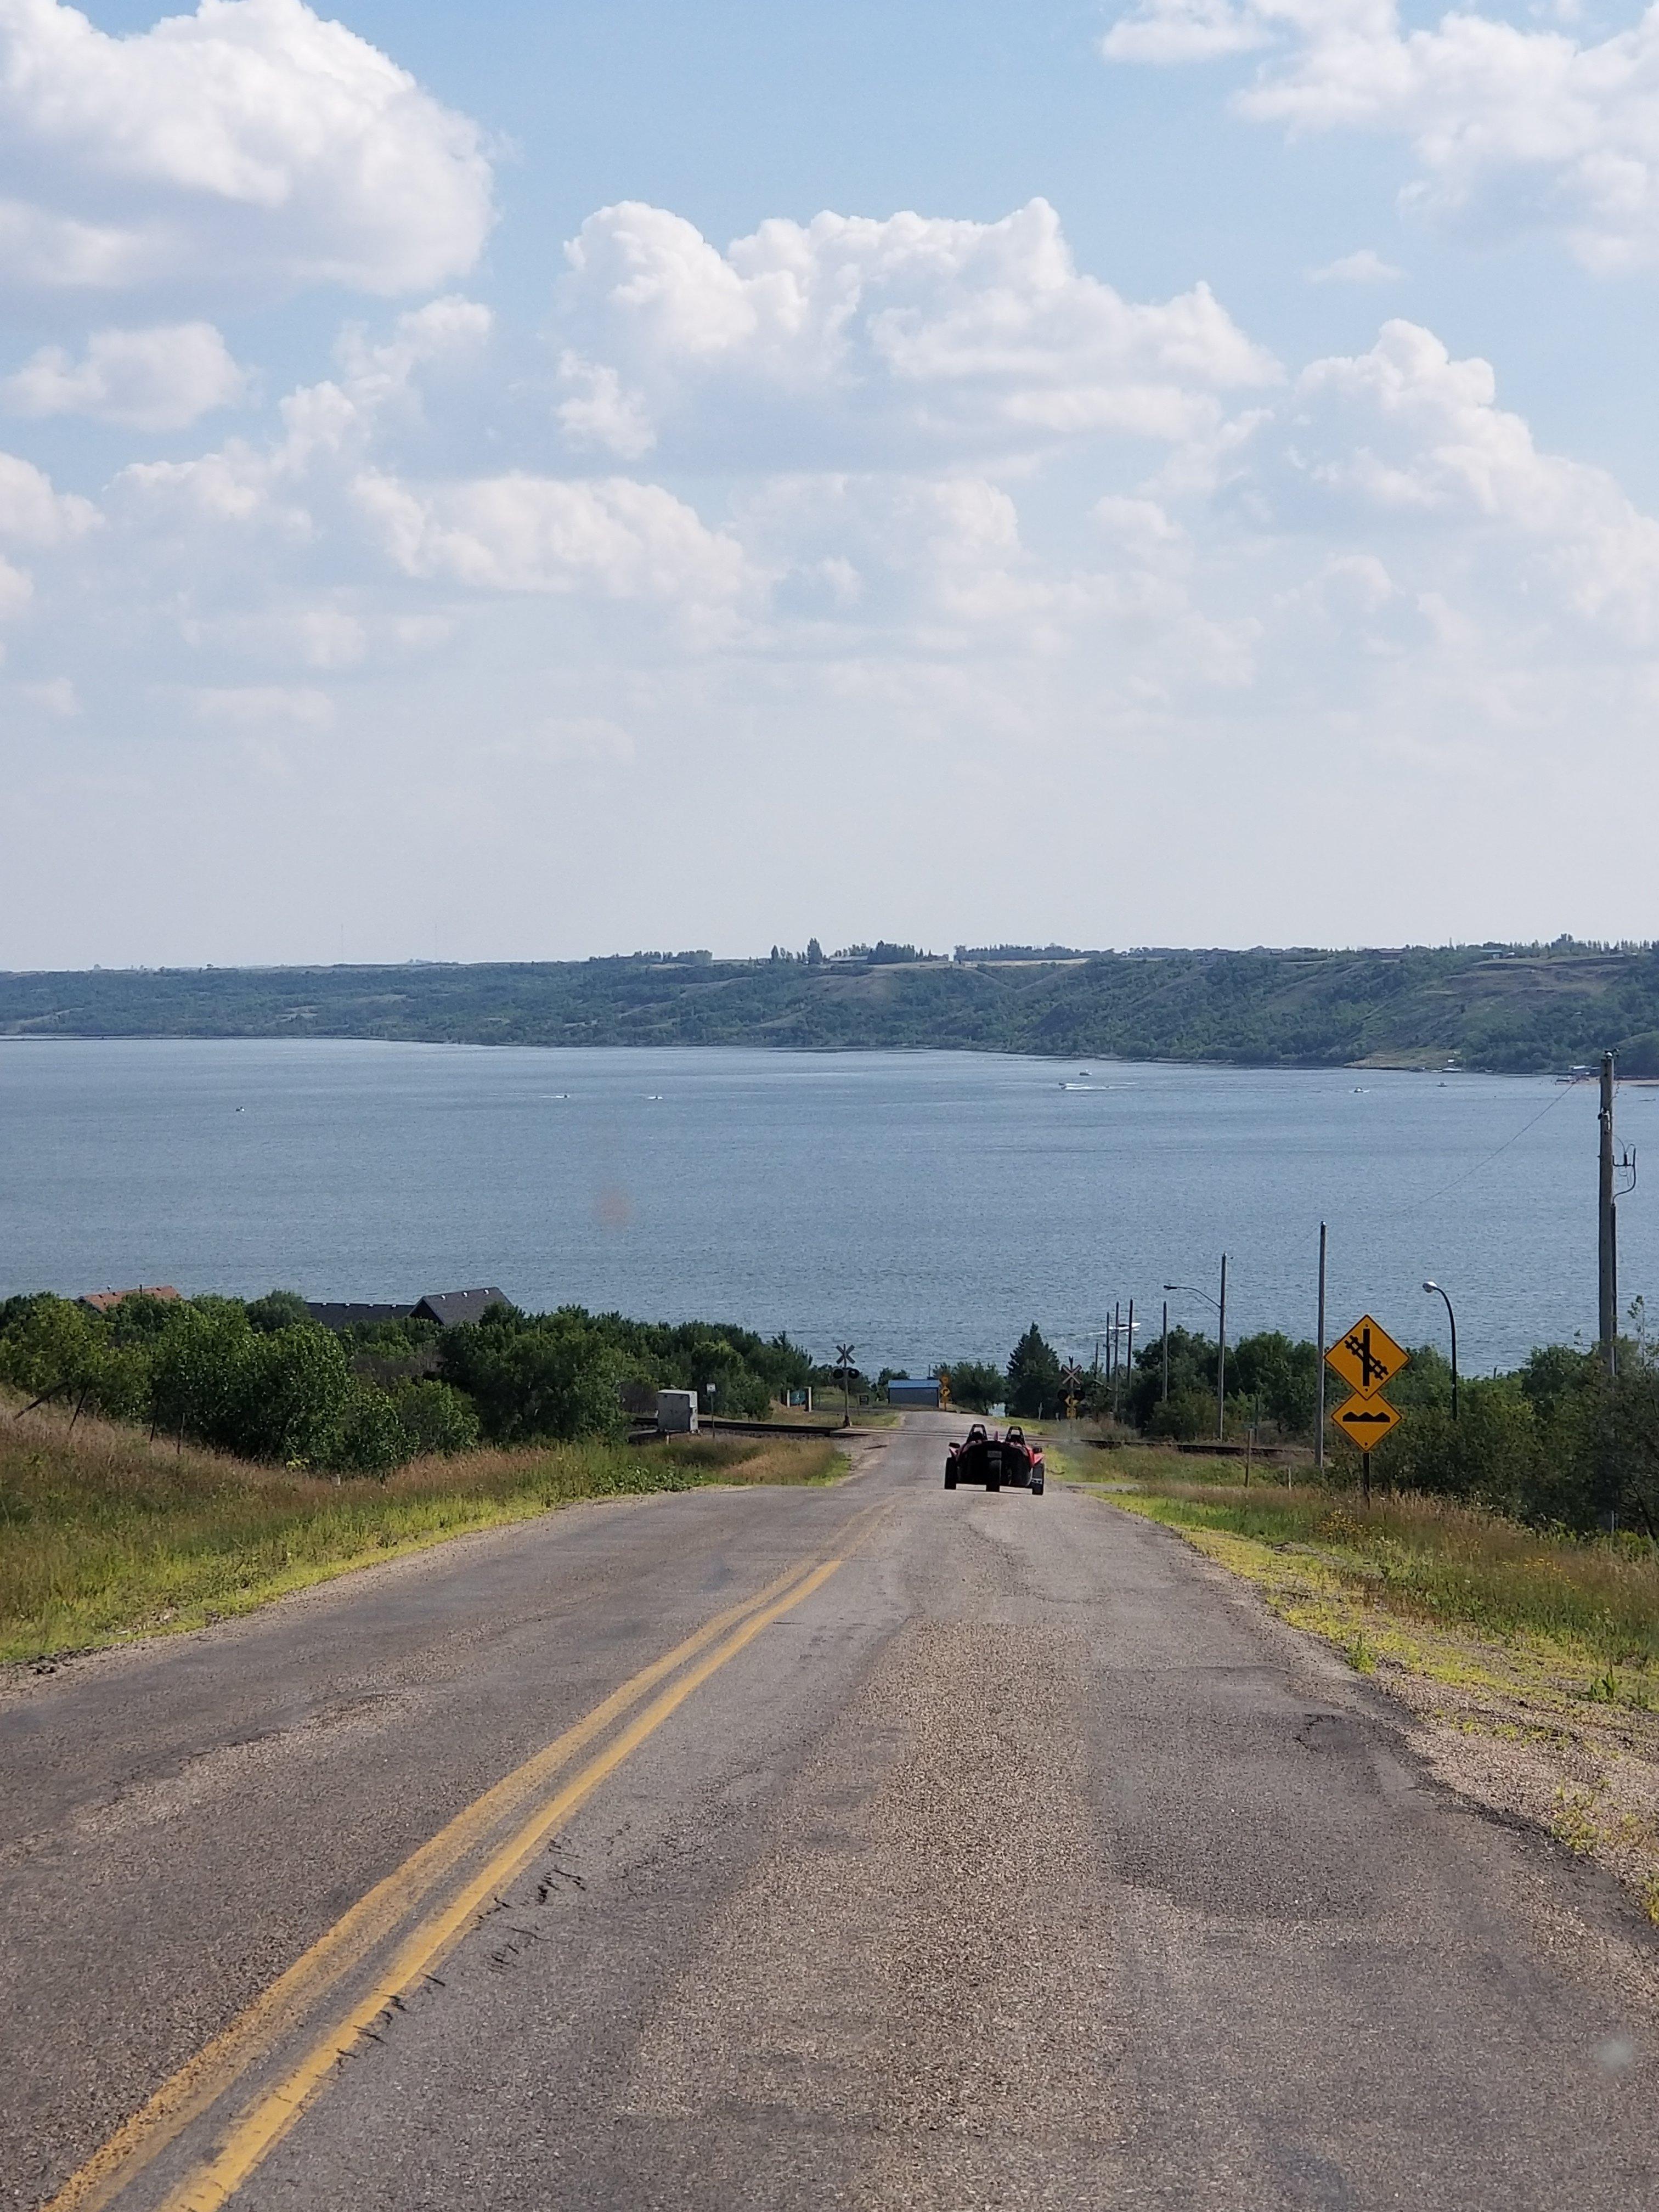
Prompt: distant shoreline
<box><xmin>1</xmin><ymin>945</ymin><xmax>1651</xmax><ymax>1077</ymax></box>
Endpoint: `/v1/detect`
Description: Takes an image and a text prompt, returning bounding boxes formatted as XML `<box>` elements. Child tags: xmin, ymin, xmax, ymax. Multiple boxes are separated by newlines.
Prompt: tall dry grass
<box><xmin>1126</xmin><ymin>1479</ymin><xmax>1659</xmax><ymax>1666</ymax></box>
<box><xmin>0</xmin><ymin>1400</ymin><xmax>839</xmax><ymax>1664</ymax></box>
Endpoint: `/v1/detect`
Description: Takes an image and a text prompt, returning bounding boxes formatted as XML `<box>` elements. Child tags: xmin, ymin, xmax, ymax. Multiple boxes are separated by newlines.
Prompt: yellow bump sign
<box><xmin>1325</xmin><ymin>1313</ymin><xmax>1409</xmax><ymax>1401</ymax></box>
<box><xmin>1334</xmin><ymin>1392</ymin><xmax>1401</xmax><ymax>1451</ymax></box>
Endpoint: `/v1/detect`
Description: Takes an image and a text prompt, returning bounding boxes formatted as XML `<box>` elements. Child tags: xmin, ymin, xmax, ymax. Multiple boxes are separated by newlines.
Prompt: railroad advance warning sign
<box><xmin>1325</xmin><ymin>1312</ymin><xmax>1409</xmax><ymax>1469</ymax></box>
<box><xmin>1324</xmin><ymin>1314</ymin><xmax>1408</xmax><ymax>1403</ymax></box>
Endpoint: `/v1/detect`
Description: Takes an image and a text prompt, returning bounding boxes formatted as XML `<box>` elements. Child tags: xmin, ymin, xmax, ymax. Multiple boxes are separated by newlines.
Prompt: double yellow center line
<box><xmin>46</xmin><ymin>1511</ymin><xmax>884</xmax><ymax>2212</ymax></box>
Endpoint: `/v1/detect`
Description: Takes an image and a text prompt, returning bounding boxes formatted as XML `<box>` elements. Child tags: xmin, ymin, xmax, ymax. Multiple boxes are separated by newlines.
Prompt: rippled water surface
<box><xmin>0</xmin><ymin>1040</ymin><xmax>1647</xmax><ymax>1373</ymax></box>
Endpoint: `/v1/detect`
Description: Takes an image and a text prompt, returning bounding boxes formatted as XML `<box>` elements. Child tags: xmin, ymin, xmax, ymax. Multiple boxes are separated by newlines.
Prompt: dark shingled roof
<box><xmin>305</xmin><ymin>1301</ymin><xmax>413</xmax><ymax>1331</ymax></box>
<box><xmin>410</xmin><ymin>1288</ymin><xmax>510</xmax><ymax>1328</ymax></box>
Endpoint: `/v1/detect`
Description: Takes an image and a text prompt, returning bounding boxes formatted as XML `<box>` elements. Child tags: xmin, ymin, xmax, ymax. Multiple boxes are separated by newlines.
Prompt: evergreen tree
<box><xmin>1006</xmin><ymin>1323</ymin><xmax>1061</xmax><ymax>1418</ymax></box>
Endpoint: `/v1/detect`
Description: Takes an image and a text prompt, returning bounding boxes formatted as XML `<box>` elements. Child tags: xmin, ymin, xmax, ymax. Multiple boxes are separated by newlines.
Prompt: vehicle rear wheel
<box><xmin>944</xmin><ymin>1466</ymin><xmax>957</xmax><ymax>1488</ymax></box>
<box><xmin>986</xmin><ymin>1472</ymin><xmax>1000</xmax><ymax>1493</ymax></box>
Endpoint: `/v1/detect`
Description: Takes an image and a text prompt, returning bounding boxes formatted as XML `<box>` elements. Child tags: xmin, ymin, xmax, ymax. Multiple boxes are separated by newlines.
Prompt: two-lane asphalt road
<box><xmin>4</xmin><ymin>1414</ymin><xmax>1655</xmax><ymax>2210</ymax></box>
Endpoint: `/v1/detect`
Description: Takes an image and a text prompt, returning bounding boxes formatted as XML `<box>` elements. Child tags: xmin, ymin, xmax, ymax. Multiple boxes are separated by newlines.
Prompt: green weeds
<box><xmin>0</xmin><ymin>1403</ymin><xmax>840</xmax><ymax>1664</ymax></box>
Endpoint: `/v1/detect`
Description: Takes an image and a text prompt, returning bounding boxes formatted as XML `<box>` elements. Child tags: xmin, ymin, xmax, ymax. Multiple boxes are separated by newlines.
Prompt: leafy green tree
<box><xmin>1227</xmin><ymin>1331</ymin><xmax>1320</xmax><ymax>1434</ymax></box>
<box><xmin>246</xmin><ymin>1290</ymin><xmax>313</xmax><ymax>1334</ymax></box>
<box><xmin>226</xmin><ymin>1326</ymin><xmax>354</xmax><ymax>1465</ymax></box>
<box><xmin>1124</xmin><ymin>1327</ymin><xmax>1214</xmax><ymax>1431</ymax></box>
<box><xmin>1006</xmin><ymin>1324</ymin><xmax>1062</xmax><ymax>1419</ymax></box>
<box><xmin>439</xmin><ymin>1311</ymin><xmax>628</xmax><ymax>1443</ymax></box>
<box><xmin>0</xmin><ymin>1294</ymin><xmax>149</xmax><ymax>1423</ymax></box>
<box><xmin>936</xmin><ymin>1359</ymin><xmax>1005</xmax><ymax>1413</ymax></box>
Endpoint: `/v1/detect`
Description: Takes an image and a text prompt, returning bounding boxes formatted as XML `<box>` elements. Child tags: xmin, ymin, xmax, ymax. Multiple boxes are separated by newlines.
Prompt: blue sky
<box><xmin>2</xmin><ymin>1</ymin><xmax>1657</xmax><ymax>964</ymax></box>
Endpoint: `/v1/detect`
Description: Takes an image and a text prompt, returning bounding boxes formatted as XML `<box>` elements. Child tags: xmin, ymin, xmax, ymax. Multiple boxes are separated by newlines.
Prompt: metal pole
<box><xmin>1125</xmin><ymin>1297</ymin><xmax>1134</xmax><ymax>1423</ymax></box>
<box><xmin>1599</xmin><ymin>1052</ymin><xmax>1618</xmax><ymax>1376</ymax></box>
<box><xmin>1161</xmin><ymin>1301</ymin><xmax>1169</xmax><ymax>1403</ymax></box>
<box><xmin>1113</xmin><ymin>1300</ymin><xmax>1122</xmax><ymax>1421</ymax></box>
<box><xmin>1316</xmin><ymin>1222</ymin><xmax>1327</xmax><ymax>1474</ymax></box>
<box><xmin>1216</xmin><ymin>1253</ymin><xmax>1228</xmax><ymax>1441</ymax></box>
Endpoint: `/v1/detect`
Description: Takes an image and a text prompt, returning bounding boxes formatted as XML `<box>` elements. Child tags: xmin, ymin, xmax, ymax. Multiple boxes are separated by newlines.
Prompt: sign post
<box><xmin>1060</xmin><ymin>1362</ymin><xmax>1085</xmax><ymax>1423</ymax></box>
<box><xmin>1324</xmin><ymin>1313</ymin><xmax>1408</xmax><ymax>1504</ymax></box>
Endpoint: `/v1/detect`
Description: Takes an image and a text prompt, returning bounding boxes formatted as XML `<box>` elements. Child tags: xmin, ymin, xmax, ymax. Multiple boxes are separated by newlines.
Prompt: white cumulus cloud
<box><xmin>0</xmin><ymin>450</ymin><xmax>99</xmax><ymax>545</ymax></box>
<box><xmin>1265</xmin><ymin>318</ymin><xmax>1659</xmax><ymax>641</ymax></box>
<box><xmin>554</xmin><ymin>198</ymin><xmax>1279</xmax><ymax>460</ymax></box>
<box><xmin>1307</xmin><ymin>248</ymin><xmax>1402</xmax><ymax>285</ymax></box>
<box><xmin>1103</xmin><ymin>0</ymin><xmax>1659</xmax><ymax>269</ymax></box>
<box><xmin>3</xmin><ymin>323</ymin><xmax>248</xmax><ymax>430</ymax></box>
<box><xmin>0</xmin><ymin>0</ymin><xmax>494</xmax><ymax>298</ymax></box>
<box><xmin>353</xmin><ymin>470</ymin><xmax>751</xmax><ymax>605</ymax></box>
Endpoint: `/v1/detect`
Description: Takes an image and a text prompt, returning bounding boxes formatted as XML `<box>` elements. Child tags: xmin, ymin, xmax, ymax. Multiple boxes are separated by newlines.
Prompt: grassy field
<box><xmin>0</xmin><ymin>1402</ymin><xmax>842</xmax><ymax>1665</ymax></box>
<box><xmin>1088</xmin><ymin>1471</ymin><xmax>1659</xmax><ymax>1690</ymax></box>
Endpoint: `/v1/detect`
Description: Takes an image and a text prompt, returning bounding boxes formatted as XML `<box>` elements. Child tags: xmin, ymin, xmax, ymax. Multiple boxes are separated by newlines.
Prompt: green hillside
<box><xmin>2</xmin><ymin>942</ymin><xmax>1657</xmax><ymax>1073</ymax></box>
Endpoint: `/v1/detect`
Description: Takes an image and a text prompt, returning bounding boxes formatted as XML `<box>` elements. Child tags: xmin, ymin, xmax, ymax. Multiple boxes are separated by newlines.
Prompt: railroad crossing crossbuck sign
<box><xmin>1325</xmin><ymin>1312</ymin><xmax>1408</xmax><ymax>1455</ymax></box>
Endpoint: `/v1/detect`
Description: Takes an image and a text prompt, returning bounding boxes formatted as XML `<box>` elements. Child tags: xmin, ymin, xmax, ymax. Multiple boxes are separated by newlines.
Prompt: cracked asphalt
<box><xmin>4</xmin><ymin>1413</ymin><xmax>1657</xmax><ymax>2210</ymax></box>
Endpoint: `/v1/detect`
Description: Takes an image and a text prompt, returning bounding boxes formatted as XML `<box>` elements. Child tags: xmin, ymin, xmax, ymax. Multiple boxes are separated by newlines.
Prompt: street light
<box><xmin>1165</xmin><ymin>1254</ymin><xmax>1228</xmax><ymax>1439</ymax></box>
<box><xmin>1422</xmin><ymin>1282</ymin><xmax>1459</xmax><ymax>1421</ymax></box>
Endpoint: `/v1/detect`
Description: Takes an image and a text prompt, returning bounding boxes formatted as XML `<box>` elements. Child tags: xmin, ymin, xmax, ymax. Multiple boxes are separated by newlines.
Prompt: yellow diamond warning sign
<box><xmin>1333</xmin><ymin>1392</ymin><xmax>1401</xmax><ymax>1451</ymax></box>
<box><xmin>1325</xmin><ymin>1313</ymin><xmax>1409</xmax><ymax>1401</ymax></box>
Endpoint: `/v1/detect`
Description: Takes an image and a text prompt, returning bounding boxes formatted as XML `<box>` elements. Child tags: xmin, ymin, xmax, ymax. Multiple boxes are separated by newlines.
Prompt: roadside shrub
<box><xmin>332</xmin><ymin>1384</ymin><xmax>415</xmax><ymax>1476</ymax></box>
<box><xmin>1365</xmin><ymin>1377</ymin><xmax>1546</xmax><ymax>1516</ymax></box>
<box><xmin>391</xmin><ymin>1379</ymin><xmax>481</xmax><ymax>1457</ymax></box>
<box><xmin>1147</xmin><ymin>1387</ymin><xmax>1212</xmax><ymax>1442</ymax></box>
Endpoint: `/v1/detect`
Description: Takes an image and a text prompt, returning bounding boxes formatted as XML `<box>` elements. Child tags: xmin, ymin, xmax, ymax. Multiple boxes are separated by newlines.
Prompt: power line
<box><xmin>1417</xmin><ymin>1074</ymin><xmax>1590</xmax><ymax>1207</ymax></box>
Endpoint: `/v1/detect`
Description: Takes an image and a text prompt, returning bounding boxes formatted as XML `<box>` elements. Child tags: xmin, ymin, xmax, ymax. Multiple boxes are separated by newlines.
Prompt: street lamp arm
<box><xmin>1163</xmin><ymin>1283</ymin><xmax>1221</xmax><ymax>1312</ymax></box>
<box><xmin>1421</xmin><ymin>1281</ymin><xmax>1459</xmax><ymax>1422</ymax></box>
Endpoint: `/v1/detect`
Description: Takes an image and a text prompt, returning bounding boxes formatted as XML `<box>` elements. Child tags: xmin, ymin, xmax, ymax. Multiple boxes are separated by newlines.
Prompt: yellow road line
<box><xmin>40</xmin><ymin>1551</ymin><xmax>836</xmax><ymax>2212</ymax></box>
<box><xmin>161</xmin><ymin>1556</ymin><xmax>846</xmax><ymax>2212</ymax></box>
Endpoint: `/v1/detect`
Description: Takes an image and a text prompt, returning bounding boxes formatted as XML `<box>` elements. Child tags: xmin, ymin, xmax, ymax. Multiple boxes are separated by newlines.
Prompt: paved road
<box><xmin>4</xmin><ymin>1414</ymin><xmax>1656</xmax><ymax>2211</ymax></box>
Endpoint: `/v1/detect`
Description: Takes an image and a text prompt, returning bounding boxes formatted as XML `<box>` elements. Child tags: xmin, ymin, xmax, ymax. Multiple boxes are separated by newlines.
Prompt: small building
<box><xmin>304</xmin><ymin>1289</ymin><xmax>512</xmax><ymax>1333</ymax></box>
<box><xmin>888</xmin><ymin>1379</ymin><xmax>941</xmax><ymax>1409</ymax></box>
<box><xmin>80</xmin><ymin>1285</ymin><xmax>181</xmax><ymax>1314</ymax></box>
<box><xmin>411</xmin><ymin>1288</ymin><xmax>510</xmax><ymax>1329</ymax></box>
<box><xmin>656</xmin><ymin>1389</ymin><xmax>699</xmax><ymax>1434</ymax></box>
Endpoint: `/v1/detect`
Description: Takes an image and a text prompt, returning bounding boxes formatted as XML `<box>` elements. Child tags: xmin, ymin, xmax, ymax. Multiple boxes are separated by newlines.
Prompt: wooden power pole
<box><xmin>1599</xmin><ymin>1053</ymin><xmax>1618</xmax><ymax>1376</ymax></box>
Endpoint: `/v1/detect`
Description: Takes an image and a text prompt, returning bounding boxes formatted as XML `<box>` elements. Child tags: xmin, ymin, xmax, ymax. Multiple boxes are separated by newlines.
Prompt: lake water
<box><xmin>0</xmin><ymin>1040</ymin><xmax>1647</xmax><ymax>1376</ymax></box>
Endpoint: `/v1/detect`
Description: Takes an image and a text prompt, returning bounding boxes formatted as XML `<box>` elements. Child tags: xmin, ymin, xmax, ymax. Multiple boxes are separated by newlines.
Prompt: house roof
<box><xmin>304</xmin><ymin>1302</ymin><xmax>414</xmax><ymax>1332</ymax></box>
<box><xmin>411</xmin><ymin>1288</ymin><xmax>510</xmax><ymax>1328</ymax></box>
<box><xmin>79</xmin><ymin>1285</ymin><xmax>182</xmax><ymax>1313</ymax></box>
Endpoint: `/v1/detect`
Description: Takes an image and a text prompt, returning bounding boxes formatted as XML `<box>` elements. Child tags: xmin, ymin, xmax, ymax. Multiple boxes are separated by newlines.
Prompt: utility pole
<box><xmin>1125</xmin><ymin>1297</ymin><xmax>1135</xmax><ymax>1421</ymax></box>
<box><xmin>1161</xmin><ymin>1301</ymin><xmax>1169</xmax><ymax>1403</ymax></box>
<box><xmin>1315</xmin><ymin>1222</ymin><xmax>1327</xmax><ymax>1475</ymax></box>
<box><xmin>1112</xmin><ymin>1300</ymin><xmax>1122</xmax><ymax>1421</ymax></box>
<box><xmin>1599</xmin><ymin>1052</ymin><xmax>1619</xmax><ymax>1376</ymax></box>
<box><xmin>1216</xmin><ymin>1253</ymin><xmax>1228</xmax><ymax>1442</ymax></box>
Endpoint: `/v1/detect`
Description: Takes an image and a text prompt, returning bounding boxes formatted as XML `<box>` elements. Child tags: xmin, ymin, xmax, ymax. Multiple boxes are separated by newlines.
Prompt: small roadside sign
<box><xmin>1333</xmin><ymin>1392</ymin><xmax>1401</xmax><ymax>1451</ymax></box>
<box><xmin>1325</xmin><ymin>1313</ymin><xmax>1408</xmax><ymax>1401</ymax></box>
